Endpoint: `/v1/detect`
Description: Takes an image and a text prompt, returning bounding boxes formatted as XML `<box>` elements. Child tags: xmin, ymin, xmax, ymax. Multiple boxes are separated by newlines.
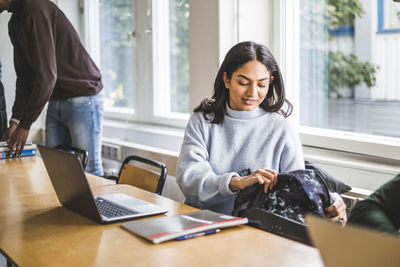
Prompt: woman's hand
<box><xmin>229</xmin><ymin>168</ymin><xmax>277</xmax><ymax>193</ymax></box>
<box><xmin>324</xmin><ymin>192</ymin><xmax>347</xmax><ymax>225</ymax></box>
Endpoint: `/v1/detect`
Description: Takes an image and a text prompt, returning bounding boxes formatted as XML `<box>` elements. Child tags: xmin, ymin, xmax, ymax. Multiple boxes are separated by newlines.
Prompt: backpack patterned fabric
<box><xmin>233</xmin><ymin>169</ymin><xmax>332</xmax><ymax>224</ymax></box>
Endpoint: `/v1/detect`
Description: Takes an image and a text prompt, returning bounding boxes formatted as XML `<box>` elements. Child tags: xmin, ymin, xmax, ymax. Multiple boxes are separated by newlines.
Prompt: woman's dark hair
<box><xmin>194</xmin><ymin>41</ymin><xmax>293</xmax><ymax>124</ymax></box>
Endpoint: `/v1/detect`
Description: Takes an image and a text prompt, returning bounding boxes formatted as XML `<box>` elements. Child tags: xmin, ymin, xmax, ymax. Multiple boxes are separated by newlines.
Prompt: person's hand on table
<box><xmin>5</xmin><ymin>126</ymin><xmax>29</xmax><ymax>158</ymax></box>
<box><xmin>324</xmin><ymin>192</ymin><xmax>347</xmax><ymax>226</ymax></box>
<box><xmin>229</xmin><ymin>168</ymin><xmax>277</xmax><ymax>193</ymax></box>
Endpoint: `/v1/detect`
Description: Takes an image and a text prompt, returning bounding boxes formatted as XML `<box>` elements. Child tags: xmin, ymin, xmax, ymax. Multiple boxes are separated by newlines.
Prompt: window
<box><xmin>153</xmin><ymin>0</ymin><xmax>190</xmax><ymax>120</ymax></box>
<box><xmin>168</xmin><ymin>0</ymin><xmax>190</xmax><ymax>114</ymax></box>
<box><xmin>86</xmin><ymin>0</ymin><xmax>190</xmax><ymax>126</ymax></box>
<box><xmin>296</xmin><ymin>0</ymin><xmax>400</xmax><ymax>141</ymax></box>
<box><xmin>98</xmin><ymin>0</ymin><xmax>135</xmax><ymax>111</ymax></box>
<box><xmin>378</xmin><ymin>0</ymin><xmax>400</xmax><ymax>33</ymax></box>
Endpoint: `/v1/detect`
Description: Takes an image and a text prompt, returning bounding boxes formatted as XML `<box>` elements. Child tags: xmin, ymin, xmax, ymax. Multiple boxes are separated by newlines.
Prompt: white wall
<box><xmin>57</xmin><ymin>0</ymin><xmax>84</xmax><ymax>39</ymax></box>
<box><xmin>0</xmin><ymin>12</ymin><xmax>16</xmax><ymax>120</ymax></box>
<box><xmin>189</xmin><ymin>0</ymin><xmax>220</xmax><ymax>110</ymax></box>
<box><xmin>355</xmin><ymin>0</ymin><xmax>400</xmax><ymax>101</ymax></box>
<box><xmin>374</xmin><ymin>34</ymin><xmax>400</xmax><ymax>100</ymax></box>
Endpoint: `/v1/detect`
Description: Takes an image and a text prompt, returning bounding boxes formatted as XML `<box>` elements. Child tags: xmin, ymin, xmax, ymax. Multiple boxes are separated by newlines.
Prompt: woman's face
<box><xmin>223</xmin><ymin>60</ymin><xmax>272</xmax><ymax>111</ymax></box>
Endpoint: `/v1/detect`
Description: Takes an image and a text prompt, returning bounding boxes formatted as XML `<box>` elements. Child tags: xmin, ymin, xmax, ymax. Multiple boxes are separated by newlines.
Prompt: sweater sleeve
<box><xmin>348</xmin><ymin>174</ymin><xmax>400</xmax><ymax>233</ymax></box>
<box><xmin>279</xmin><ymin>120</ymin><xmax>305</xmax><ymax>172</ymax></box>
<box><xmin>176</xmin><ymin>113</ymin><xmax>237</xmax><ymax>209</ymax></box>
<box><xmin>18</xmin><ymin>8</ymin><xmax>57</xmax><ymax>129</ymax></box>
<box><xmin>11</xmin><ymin>49</ymin><xmax>31</xmax><ymax>122</ymax></box>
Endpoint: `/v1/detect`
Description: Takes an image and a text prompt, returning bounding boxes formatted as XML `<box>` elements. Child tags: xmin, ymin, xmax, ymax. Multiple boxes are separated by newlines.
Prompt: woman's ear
<box><xmin>223</xmin><ymin>72</ymin><xmax>230</xmax><ymax>89</ymax></box>
<box><xmin>270</xmin><ymin>75</ymin><xmax>274</xmax><ymax>83</ymax></box>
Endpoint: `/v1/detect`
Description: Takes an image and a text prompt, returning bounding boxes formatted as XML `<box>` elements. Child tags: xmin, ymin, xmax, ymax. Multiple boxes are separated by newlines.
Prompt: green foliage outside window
<box><xmin>327</xmin><ymin>0</ymin><xmax>379</xmax><ymax>98</ymax></box>
<box><xmin>99</xmin><ymin>0</ymin><xmax>134</xmax><ymax>108</ymax></box>
<box><xmin>328</xmin><ymin>0</ymin><xmax>364</xmax><ymax>29</ymax></box>
<box><xmin>328</xmin><ymin>51</ymin><xmax>379</xmax><ymax>97</ymax></box>
<box><xmin>169</xmin><ymin>0</ymin><xmax>190</xmax><ymax>113</ymax></box>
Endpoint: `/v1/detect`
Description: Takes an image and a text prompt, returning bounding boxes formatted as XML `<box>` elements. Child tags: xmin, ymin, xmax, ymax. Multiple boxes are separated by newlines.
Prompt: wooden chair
<box><xmin>55</xmin><ymin>145</ymin><xmax>88</xmax><ymax>170</ymax></box>
<box><xmin>117</xmin><ymin>155</ymin><xmax>167</xmax><ymax>195</ymax></box>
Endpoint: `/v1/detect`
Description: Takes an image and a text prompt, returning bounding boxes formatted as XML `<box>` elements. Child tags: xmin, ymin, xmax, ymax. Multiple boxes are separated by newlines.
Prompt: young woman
<box><xmin>177</xmin><ymin>41</ymin><xmax>346</xmax><ymax>223</ymax></box>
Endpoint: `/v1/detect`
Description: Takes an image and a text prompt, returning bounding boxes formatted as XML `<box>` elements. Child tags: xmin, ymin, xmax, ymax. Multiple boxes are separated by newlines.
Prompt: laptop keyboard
<box><xmin>95</xmin><ymin>197</ymin><xmax>139</xmax><ymax>218</ymax></box>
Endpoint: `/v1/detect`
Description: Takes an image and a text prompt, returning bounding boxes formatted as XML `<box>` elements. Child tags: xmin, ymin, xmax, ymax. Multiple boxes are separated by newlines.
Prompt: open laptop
<box><xmin>38</xmin><ymin>145</ymin><xmax>168</xmax><ymax>224</ymax></box>
<box><xmin>306</xmin><ymin>215</ymin><xmax>400</xmax><ymax>267</ymax></box>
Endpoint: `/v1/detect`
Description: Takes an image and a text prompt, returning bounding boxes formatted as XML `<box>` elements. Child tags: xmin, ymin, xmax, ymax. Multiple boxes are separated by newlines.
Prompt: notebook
<box><xmin>0</xmin><ymin>141</ymin><xmax>37</xmax><ymax>158</ymax></box>
<box><xmin>306</xmin><ymin>215</ymin><xmax>400</xmax><ymax>267</ymax></box>
<box><xmin>121</xmin><ymin>209</ymin><xmax>248</xmax><ymax>244</ymax></box>
<box><xmin>38</xmin><ymin>145</ymin><xmax>168</xmax><ymax>224</ymax></box>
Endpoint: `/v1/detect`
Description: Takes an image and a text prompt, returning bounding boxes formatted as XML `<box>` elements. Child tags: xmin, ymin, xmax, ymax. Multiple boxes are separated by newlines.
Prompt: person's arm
<box><xmin>11</xmin><ymin>49</ymin><xmax>33</xmax><ymax>124</ymax></box>
<box><xmin>0</xmin><ymin>51</ymin><xmax>31</xmax><ymax>147</ymax></box>
<box><xmin>375</xmin><ymin>174</ymin><xmax>400</xmax><ymax>229</ymax></box>
<box><xmin>7</xmin><ymin>8</ymin><xmax>57</xmax><ymax>156</ymax></box>
<box><xmin>176</xmin><ymin>113</ymin><xmax>239</xmax><ymax>209</ymax></box>
<box><xmin>0</xmin><ymin>48</ymin><xmax>31</xmax><ymax>139</ymax></box>
<box><xmin>348</xmin><ymin>174</ymin><xmax>400</xmax><ymax>233</ymax></box>
<box><xmin>18</xmin><ymin>9</ymin><xmax>57</xmax><ymax>129</ymax></box>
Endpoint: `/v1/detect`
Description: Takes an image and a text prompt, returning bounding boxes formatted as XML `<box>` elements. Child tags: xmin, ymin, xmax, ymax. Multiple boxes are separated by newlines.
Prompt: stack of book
<box><xmin>0</xmin><ymin>141</ymin><xmax>37</xmax><ymax>159</ymax></box>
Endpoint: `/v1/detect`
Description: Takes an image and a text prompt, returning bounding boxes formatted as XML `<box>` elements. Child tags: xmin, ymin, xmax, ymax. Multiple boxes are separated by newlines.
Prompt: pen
<box><xmin>176</xmin><ymin>229</ymin><xmax>221</xmax><ymax>241</ymax></box>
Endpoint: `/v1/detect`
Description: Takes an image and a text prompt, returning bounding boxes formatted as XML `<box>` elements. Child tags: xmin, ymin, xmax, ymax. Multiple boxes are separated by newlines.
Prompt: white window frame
<box><xmin>84</xmin><ymin>0</ymin><xmax>189</xmax><ymax>128</ymax></box>
<box><xmin>84</xmin><ymin>0</ymin><xmax>138</xmax><ymax>121</ymax></box>
<box><xmin>282</xmin><ymin>0</ymin><xmax>400</xmax><ymax>161</ymax></box>
<box><xmin>151</xmin><ymin>0</ymin><xmax>190</xmax><ymax>127</ymax></box>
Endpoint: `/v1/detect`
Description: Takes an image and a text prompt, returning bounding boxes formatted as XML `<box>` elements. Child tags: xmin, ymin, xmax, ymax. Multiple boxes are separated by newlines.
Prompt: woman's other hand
<box><xmin>229</xmin><ymin>168</ymin><xmax>277</xmax><ymax>193</ymax></box>
<box><xmin>324</xmin><ymin>192</ymin><xmax>347</xmax><ymax>225</ymax></box>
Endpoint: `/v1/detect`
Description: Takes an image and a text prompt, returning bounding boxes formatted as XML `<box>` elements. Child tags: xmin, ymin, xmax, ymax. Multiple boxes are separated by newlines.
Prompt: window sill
<box><xmin>102</xmin><ymin>118</ymin><xmax>185</xmax><ymax>152</ymax></box>
<box><xmin>300</xmin><ymin>126</ymin><xmax>400</xmax><ymax>161</ymax></box>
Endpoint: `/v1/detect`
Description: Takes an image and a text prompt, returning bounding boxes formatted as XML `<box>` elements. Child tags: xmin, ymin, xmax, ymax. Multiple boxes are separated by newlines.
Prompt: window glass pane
<box><xmin>299</xmin><ymin>0</ymin><xmax>400</xmax><ymax>139</ymax></box>
<box><xmin>99</xmin><ymin>0</ymin><xmax>135</xmax><ymax>109</ymax></box>
<box><xmin>169</xmin><ymin>0</ymin><xmax>190</xmax><ymax>113</ymax></box>
<box><xmin>383</xmin><ymin>0</ymin><xmax>400</xmax><ymax>30</ymax></box>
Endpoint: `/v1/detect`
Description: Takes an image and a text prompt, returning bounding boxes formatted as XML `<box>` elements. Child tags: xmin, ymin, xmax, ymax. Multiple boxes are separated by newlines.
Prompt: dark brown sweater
<box><xmin>8</xmin><ymin>0</ymin><xmax>103</xmax><ymax>129</ymax></box>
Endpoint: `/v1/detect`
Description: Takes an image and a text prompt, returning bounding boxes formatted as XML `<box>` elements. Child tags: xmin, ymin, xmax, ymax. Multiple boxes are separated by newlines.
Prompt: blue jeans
<box><xmin>46</xmin><ymin>93</ymin><xmax>104</xmax><ymax>176</ymax></box>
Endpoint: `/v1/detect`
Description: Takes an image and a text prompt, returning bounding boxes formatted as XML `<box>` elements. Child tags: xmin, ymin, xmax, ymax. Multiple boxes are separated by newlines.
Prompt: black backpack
<box><xmin>233</xmin><ymin>169</ymin><xmax>332</xmax><ymax>245</ymax></box>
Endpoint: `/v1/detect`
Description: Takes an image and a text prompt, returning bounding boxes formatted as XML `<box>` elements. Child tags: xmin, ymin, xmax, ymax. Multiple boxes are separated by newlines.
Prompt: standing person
<box><xmin>176</xmin><ymin>41</ymin><xmax>346</xmax><ymax>222</ymax></box>
<box><xmin>0</xmin><ymin>0</ymin><xmax>104</xmax><ymax>176</ymax></box>
<box><xmin>0</xmin><ymin>59</ymin><xmax>7</xmax><ymax>137</ymax></box>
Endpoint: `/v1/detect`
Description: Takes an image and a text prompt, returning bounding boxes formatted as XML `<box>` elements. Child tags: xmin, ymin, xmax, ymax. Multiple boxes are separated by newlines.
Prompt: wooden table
<box><xmin>0</xmin><ymin>156</ymin><xmax>114</xmax><ymax>200</ymax></box>
<box><xmin>0</xmin><ymin>157</ymin><xmax>324</xmax><ymax>266</ymax></box>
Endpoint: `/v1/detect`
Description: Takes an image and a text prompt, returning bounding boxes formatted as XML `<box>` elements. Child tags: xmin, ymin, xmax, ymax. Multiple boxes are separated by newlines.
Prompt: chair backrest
<box><xmin>55</xmin><ymin>145</ymin><xmax>88</xmax><ymax>171</ymax></box>
<box><xmin>117</xmin><ymin>155</ymin><xmax>167</xmax><ymax>195</ymax></box>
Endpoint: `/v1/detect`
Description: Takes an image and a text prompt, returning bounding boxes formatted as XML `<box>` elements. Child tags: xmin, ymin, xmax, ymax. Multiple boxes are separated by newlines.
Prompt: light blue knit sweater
<box><xmin>176</xmin><ymin>105</ymin><xmax>305</xmax><ymax>214</ymax></box>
